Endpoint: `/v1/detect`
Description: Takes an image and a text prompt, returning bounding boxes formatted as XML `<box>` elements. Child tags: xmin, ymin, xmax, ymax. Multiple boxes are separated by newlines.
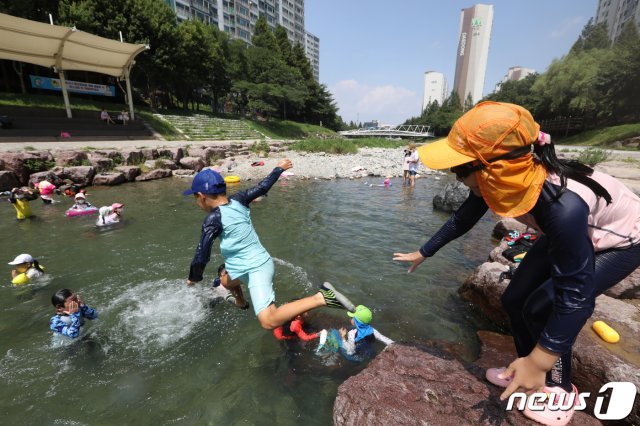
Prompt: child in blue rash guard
<box><xmin>338</xmin><ymin>305</ymin><xmax>393</xmax><ymax>361</ymax></box>
<box><xmin>184</xmin><ymin>159</ymin><xmax>355</xmax><ymax>330</ymax></box>
<box><xmin>50</xmin><ymin>289</ymin><xmax>98</xmax><ymax>339</ymax></box>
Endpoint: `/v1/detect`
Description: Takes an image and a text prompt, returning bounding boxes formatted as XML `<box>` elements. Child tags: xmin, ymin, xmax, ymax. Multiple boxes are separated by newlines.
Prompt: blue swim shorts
<box><xmin>236</xmin><ymin>259</ymin><xmax>275</xmax><ymax>316</ymax></box>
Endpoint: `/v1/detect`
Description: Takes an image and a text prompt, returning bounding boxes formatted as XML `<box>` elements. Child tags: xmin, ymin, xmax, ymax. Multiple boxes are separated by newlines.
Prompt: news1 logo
<box><xmin>506</xmin><ymin>382</ymin><xmax>638</xmax><ymax>420</ymax></box>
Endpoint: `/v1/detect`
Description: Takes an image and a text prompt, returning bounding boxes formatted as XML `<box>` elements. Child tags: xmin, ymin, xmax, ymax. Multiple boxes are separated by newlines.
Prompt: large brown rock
<box><xmin>461</xmin><ymin>259</ymin><xmax>640</xmax><ymax>424</ymax></box>
<box><xmin>92</xmin><ymin>172</ymin><xmax>126</xmax><ymax>186</ymax></box>
<box><xmin>0</xmin><ymin>170</ymin><xmax>19</xmax><ymax>191</ymax></box>
<box><xmin>54</xmin><ymin>150</ymin><xmax>88</xmax><ymax>166</ymax></box>
<box><xmin>0</xmin><ymin>152</ymin><xmax>54</xmax><ymax>184</ymax></box>
<box><xmin>157</xmin><ymin>147</ymin><xmax>184</xmax><ymax>162</ymax></box>
<box><xmin>432</xmin><ymin>180</ymin><xmax>469</xmax><ymax>213</ymax></box>
<box><xmin>120</xmin><ymin>149</ymin><xmax>144</xmax><ymax>166</ymax></box>
<box><xmin>114</xmin><ymin>166</ymin><xmax>141</xmax><ymax>182</ymax></box>
<box><xmin>51</xmin><ymin>166</ymin><xmax>95</xmax><ymax>187</ymax></box>
<box><xmin>572</xmin><ymin>296</ymin><xmax>640</xmax><ymax>424</ymax></box>
<box><xmin>89</xmin><ymin>157</ymin><xmax>114</xmax><ymax>172</ymax></box>
<box><xmin>333</xmin><ymin>345</ymin><xmax>601</xmax><ymax>426</ymax></box>
<box><xmin>179</xmin><ymin>156</ymin><xmax>205</xmax><ymax>171</ymax></box>
<box><xmin>135</xmin><ymin>169</ymin><xmax>172</xmax><ymax>181</ymax></box>
<box><xmin>140</xmin><ymin>148</ymin><xmax>158</xmax><ymax>160</ymax></box>
<box><xmin>459</xmin><ymin>262</ymin><xmax>510</xmax><ymax>328</ymax></box>
<box><xmin>605</xmin><ymin>267</ymin><xmax>640</xmax><ymax>299</ymax></box>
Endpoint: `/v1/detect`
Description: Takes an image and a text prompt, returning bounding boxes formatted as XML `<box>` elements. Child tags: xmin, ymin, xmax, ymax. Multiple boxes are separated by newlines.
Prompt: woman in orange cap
<box><xmin>393</xmin><ymin>102</ymin><xmax>640</xmax><ymax>426</ymax></box>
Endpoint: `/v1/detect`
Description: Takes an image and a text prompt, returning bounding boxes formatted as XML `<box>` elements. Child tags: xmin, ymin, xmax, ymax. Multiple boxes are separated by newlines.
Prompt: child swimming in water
<box><xmin>337</xmin><ymin>305</ymin><xmax>393</xmax><ymax>361</ymax></box>
<box><xmin>273</xmin><ymin>302</ymin><xmax>322</xmax><ymax>342</ymax></box>
<box><xmin>184</xmin><ymin>160</ymin><xmax>355</xmax><ymax>330</ymax></box>
<box><xmin>50</xmin><ymin>289</ymin><xmax>98</xmax><ymax>339</ymax></box>
<box><xmin>96</xmin><ymin>203</ymin><xmax>124</xmax><ymax>226</ymax></box>
<box><xmin>7</xmin><ymin>187</ymin><xmax>37</xmax><ymax>220</ymax></box>
<box><xmin>70</xmin><ymin>192</ymin><xmax>93</xmax><ymax>210</ymax></box>
<box><xmin>8</xmin><ymin>253</ymin><xmax>45</xmax><ymax>285</ymax></box>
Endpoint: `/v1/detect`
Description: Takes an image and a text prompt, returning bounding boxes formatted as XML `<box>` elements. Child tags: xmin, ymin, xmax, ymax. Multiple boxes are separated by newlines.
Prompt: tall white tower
<box><xmin>422</xmin><ymin>71</ymin><xmax>447</xmax><ymax>112</ymax></box>
<box><xmin>453</xmin><ymin>4</ymin><xmax>494</xmax><ymax>105</ymax></box>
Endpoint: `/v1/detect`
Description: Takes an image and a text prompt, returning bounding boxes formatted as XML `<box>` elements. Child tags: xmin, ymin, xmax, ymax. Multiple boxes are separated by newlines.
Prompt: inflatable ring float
<box><xmin>224</xmin><ymin>175</ymin><xmax>240</xmax><ymax>184</ymax></box>
<box><xmin>65</xmin><ymin>206</ymin><xmax>98</xmax><ymax>217</ymax></box>
<box><xmin>11</xmin><ymin>273</ymin><xmax>30</xmax><ymax>285</ymax></box>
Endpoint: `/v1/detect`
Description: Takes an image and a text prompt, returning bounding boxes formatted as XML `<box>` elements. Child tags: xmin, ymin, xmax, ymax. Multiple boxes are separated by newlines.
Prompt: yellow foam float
<box><xmin>592</xmin><ymin>320</ymin><xmax>620</xmax><ymax>343</ymax></box>
<box><xmin>224</xmin><ymin>175</ymin><xmax>240</xmax><ymax>184</ymax></box>
<box><xmin>11</xmin><ymin>273</ymin><xmax>30</xmax><ymax>285</ymax></box>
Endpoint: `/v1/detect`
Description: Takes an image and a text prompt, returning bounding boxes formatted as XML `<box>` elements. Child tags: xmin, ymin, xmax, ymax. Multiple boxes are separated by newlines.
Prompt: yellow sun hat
<box><xmin>417</xmin><ymin>101</ymin><xmax>540</xmax><ymax>170</ymax></box>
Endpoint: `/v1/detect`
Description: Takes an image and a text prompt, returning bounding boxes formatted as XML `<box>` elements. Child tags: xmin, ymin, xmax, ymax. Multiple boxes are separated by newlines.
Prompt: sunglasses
<box><xmin>449</xmin><ymin>145</ymin><xmax>534</xmax><ymax>179</ymax></box>
<box><xmin>450</xmin><ymin>162</ymin><xmax>485</xmax><ymax>179</ymax></box>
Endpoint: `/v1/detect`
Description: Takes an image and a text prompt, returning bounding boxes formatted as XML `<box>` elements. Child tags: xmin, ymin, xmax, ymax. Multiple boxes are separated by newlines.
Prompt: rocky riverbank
<box><xmin>2</xmin><ymin>141</ymin><xmax>639</xmax><ymax>195</ymax></box>
<box><xmin>335</xmin><ymin>219</ymin><xmax>640</xmax><ymax>425</ymax></box>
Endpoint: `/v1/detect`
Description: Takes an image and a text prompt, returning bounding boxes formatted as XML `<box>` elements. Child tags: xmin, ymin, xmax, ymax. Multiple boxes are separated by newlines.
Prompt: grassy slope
<box><xmin>557</xmin><ymin>123</ymin><xmax>640</xmax><ymax>147</ymax></box>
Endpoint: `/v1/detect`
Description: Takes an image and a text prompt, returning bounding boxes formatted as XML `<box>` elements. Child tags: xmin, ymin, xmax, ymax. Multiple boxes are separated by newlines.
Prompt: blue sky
<box><xmin>306</xmin><ymin>0</ymin><xmax>597</xmax><ymax>126</ymax></box>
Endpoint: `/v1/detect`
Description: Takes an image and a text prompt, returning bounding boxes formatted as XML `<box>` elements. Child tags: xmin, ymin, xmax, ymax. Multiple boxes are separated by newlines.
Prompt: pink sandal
<box><xmin>523</xmin><ymin>384</ymin><xmax>578</xmax><ymax>426</ymax></box>
<box><xmin>485</xmin><ymin>367</ymin><xmax>514</xmax><ymax>388</ymax></box>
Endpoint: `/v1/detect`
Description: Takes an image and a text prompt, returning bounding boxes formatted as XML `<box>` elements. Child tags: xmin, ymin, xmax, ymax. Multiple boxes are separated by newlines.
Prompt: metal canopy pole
<box><xmin>58</xmin><ymin>70</ymin><xmax>72</xmax><ymax>118</ymax></box>
<box><xmin>124</xmin><ymin>68</ymin><xmax>134</xmax><ymax>121</ymax></box>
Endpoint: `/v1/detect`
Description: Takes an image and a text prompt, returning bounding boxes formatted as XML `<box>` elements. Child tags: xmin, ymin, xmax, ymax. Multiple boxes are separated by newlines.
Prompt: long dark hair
<box><xmin>32</xmin><ymin>259</ymin><xmax>45</xmax><ymax>273</ymax></box>
<box><xmin>534</xmin><ymin>143</ymin><xmax>612</xmax><ymax>204</ymax></box>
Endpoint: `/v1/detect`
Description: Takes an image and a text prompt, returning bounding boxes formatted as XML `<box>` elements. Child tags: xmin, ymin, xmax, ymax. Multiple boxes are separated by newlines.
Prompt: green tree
<box><xmin>595</xmin><ymin>21</ymin><xmax>640</xmax><ymax>121</ymax></box>
<box><xmin>570</xmin><ymin>19</ymin><xmax>610</xmax><ymax>53</ymax></box>
<box><xmin>0</xmin><ymin>0</ymin><xmax>59</xmax><ymax>21</ymax></box>
<box><xmin>251</xmin><ymin>16</ymin><xmax>277</xmax><ymax>51</ymax></box>
<box><xmin>274</xmin><ymin>25</ymin><xmax>293</xmax><ymax>65</ymax></box>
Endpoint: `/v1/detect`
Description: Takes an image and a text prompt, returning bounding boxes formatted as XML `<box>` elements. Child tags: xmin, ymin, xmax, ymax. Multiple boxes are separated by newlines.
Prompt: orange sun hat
<box><xmin>418</xmin><ymin>101</ymin><xmax>548</xmax><ymax>217</ymax></box>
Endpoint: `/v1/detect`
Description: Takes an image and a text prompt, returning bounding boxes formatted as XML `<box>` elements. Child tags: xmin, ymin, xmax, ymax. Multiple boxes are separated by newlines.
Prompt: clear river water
<box><xmin>0</xmin><ymin>176</ymin><xmax>499</xmax><ymax>424</ymax></box>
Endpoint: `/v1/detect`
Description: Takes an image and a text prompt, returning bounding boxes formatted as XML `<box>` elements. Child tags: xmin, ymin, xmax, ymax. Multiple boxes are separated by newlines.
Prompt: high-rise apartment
<box><xmin>422</xmin><ymin>71</ymin><xmax>447</xmax><ymax>112</ymax></box>
<box><xmin>305</xmin><ymin>31</ymin><xmax>320</xmax><ymax>81</ymax></box>
<box><xmin>165</xmin><ymin>0</ymin><xmax>319</xmax><ymax>79</ymax></box>
<box><xmin>453</xmin><ymin>4</ymin><xmax>493</xmax><ymax>106</ymax></box>
<box><xmin>595</xmin><ymin>0</ymin><xmax>640</xmax><ymax>42</ymax></box>
<box><xmin>494</xmin><ymin>66</ymin><xmax>535</xmax><ymax>92</ymax></box>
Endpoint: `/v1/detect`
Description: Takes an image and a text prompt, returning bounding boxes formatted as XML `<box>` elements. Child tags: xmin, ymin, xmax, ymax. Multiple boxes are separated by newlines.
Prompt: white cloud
<box><xmin>329</xmin><ymin>80</ymin><xmax>419</xmax><ymax>126</ymax></box>
<box><xmin>549</xmin><ymin>16</ymin><xmax>587</xmax><ymax>39</ymax></box>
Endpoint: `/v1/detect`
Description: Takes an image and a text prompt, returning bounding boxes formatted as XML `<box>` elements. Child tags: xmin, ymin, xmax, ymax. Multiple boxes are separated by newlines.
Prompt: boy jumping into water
<box><xmin>184</xmin><ymin>159</ymin><xmax>355</xmax><ymax>329</ymax></box>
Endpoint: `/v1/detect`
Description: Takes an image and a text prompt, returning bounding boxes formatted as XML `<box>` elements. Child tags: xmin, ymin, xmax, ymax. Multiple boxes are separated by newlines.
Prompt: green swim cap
<box><xmin>348</xmin><ymin>305</ymin><xmax>372</xmax><ymax>324</ymax></box>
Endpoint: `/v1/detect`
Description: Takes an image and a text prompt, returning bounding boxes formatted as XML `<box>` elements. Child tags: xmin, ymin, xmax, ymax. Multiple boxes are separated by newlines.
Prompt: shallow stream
<box><xmin>0</xmin><ymin>176</ymin><xmax>498</xmax><ymax>424</ymax></box>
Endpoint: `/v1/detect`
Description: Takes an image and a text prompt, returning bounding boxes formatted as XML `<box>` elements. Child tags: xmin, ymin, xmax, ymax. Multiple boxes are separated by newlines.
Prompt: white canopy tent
<box><xmin>0</xmin><ymin>13</ymin><xmax>149</xmax><ymax>119</ymax></box>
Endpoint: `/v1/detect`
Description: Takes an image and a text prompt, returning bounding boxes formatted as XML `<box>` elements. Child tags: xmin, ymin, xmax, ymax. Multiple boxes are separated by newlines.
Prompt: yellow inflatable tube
<box><xmin>224</xmin><ymin>175</ymin><xmax>240</xmax><ymax>184</ymax></box>
<box><xmin>11</xmin><ymin>273</ymin><xmax>30</xmax><ymax>285</ymax></box>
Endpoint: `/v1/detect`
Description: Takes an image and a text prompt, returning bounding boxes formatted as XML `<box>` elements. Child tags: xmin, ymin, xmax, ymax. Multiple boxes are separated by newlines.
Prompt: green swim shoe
<box><xmin>319</xmin><ymin>282</ymin><xmax>356</xmax><ymax>312</ymax></box>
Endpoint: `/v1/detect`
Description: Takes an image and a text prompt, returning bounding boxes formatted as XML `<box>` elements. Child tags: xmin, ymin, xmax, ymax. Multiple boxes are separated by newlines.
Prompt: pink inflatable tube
<box><xmin>65</xmin><ymin>206</ymin><xmax>98</xmax><ymax>217</ymax></box>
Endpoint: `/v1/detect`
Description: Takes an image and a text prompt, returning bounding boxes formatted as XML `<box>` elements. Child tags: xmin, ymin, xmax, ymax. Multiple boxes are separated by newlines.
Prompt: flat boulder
<box><xmin>52</xmin><ymin>166</ymin><xmax>95</xmax><ymax>187</ymax></box>
<box><xmin>179</xmin><ymin>156</ymin><xmax>205</xmax><ymax>171</ymax></box>
<box><xmin>114</xmin><ymin>166</ymin><xmax>141</xmax><ymax>182</ymax></box>
<box><xmin>92</xmin><ymin>172</ymin><xmax>126</xmax><ymax>186</ymax></box>
<box><xmin>89</xmin><ymin>157</ymin><xmax>114</xmax><ymax>172</ymax></box>
<box><xmin>135</xmin><ymin>169</ymin><xmax>172</xmax><ymax>182</ymax></box>
<box><xmin>120</xmin><ymin>149</ymin><xmax>144</xmax><ymax>165</ymax></box>
<box><xmin>54</xmin><ymin>150</ymin><xmax>88</xmax><ymax>166</ymax></box>
<box><xmin>333</xmin><ymin>345</ymin><xmax>600</xmax><ymax>425</ymax></box>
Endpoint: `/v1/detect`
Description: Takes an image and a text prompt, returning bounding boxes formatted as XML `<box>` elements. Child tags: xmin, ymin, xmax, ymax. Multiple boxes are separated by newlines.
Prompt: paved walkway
<box><xmin>0</xmin><ymin>138</ymin><xmax>264</xmax><ymax>152</ymax></box>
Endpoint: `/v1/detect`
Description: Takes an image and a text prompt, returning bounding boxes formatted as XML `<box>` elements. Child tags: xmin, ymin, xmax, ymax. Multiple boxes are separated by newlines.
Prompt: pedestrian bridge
<box><xmin>339</xmin><ymin>125</ymin><xmax>434</xmax><ymax>139</ymax></box>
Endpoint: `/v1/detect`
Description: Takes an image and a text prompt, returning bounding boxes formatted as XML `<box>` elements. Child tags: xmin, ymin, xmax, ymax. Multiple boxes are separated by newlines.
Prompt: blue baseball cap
<box><xmin>183</xmin><ymin>169</ymin><xmax>227</xmax><ymax>195</ymax></box>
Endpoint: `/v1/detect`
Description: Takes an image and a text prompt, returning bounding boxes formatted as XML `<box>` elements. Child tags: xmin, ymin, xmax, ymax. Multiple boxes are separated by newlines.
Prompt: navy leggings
<box><xmin>501</xmin><ymin>235</ymin><xmax>640</xmax><ymax>391</ymax></box>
